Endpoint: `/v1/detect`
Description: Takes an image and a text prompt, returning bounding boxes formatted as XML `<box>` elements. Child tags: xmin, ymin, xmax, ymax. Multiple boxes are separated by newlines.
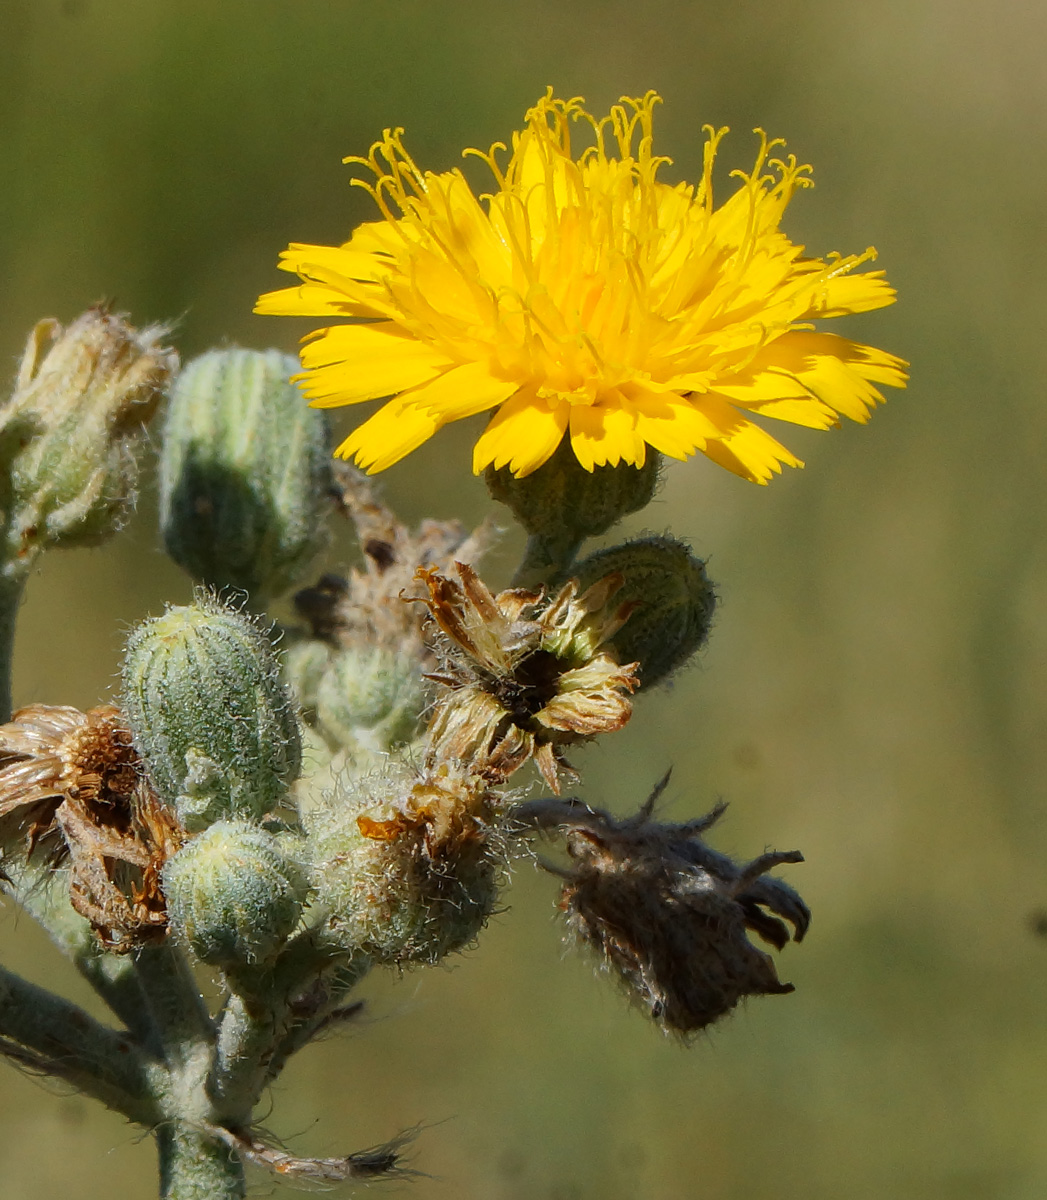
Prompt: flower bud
<box><xmin>0</xmin><ymin>307</ymin><xmax>175</xmax><ymax>564</ymax></box>
<box><xmin>122</xmin><ymin>596</ymin><xmax>301</xmax><ymax>830</ymax></box>
<box><xmin>572</xmin><ymin>536</ymin><xmax>715</xmax><ymax>687</ymax></box>
<box><xmin>314</xmin><ymin>646</ymin><xmax>425</xmax><ymax>753</ymax></box>
<box><xmin>163</xmin><ymin>820</ymin><xmax>307</xmax><ymax>967</ymax></box>
<box><xmin>485</xmin><ymin>441</ymin><xmax>659</xmax><ymax>582</ymax></box>
<box><xmin>159</xmin><ymin>347</ymin><xmax>331</xmax><ymax>606</ymax></box>
<box><xmin>307</xmin><ymin>764</ymin><xmax>500</xmax><ymax>965</ymax></box>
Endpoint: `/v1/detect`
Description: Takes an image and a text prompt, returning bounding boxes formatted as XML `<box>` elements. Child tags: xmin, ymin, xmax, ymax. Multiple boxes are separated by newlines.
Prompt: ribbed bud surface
<box><xmin>159</xmin><ymin>347</ymin><xmax>331</xmax><ymax>605</ymax></box>
<box><xmin>314</xmin><ymin>646</ymin><xmax>425</xmax><ymax>753</ymax></box>
<box><xmin>122</xmin><ymin>597</ymin><xmax>302</xmax><ymax>830</ymax></box>
<box><xmin>0</xmin><ymin>308</ymin><xmax>175</xmax><ymax>570</ymax></box>
<box><xmin>573</xmin><ymin>536</ymin><xmax>716</xmax><ymax>687</ymax></box>
<box><xmin>163</xmin><ymin>820</ymin><xmax>306</xmax><ymax>967</ymax></box>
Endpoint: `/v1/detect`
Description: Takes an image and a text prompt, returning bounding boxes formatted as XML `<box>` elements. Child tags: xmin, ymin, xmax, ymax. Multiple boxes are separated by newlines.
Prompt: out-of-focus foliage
<box><xmin>3</xmin><ymin>1</ymin><xmax>1047</xmax><ymax>1196</ymax></box>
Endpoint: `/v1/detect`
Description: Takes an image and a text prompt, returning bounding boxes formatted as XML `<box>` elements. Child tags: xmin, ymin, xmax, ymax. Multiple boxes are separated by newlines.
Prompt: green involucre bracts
<box><xmin>159</xmin><ymin>347</ymin><xmax>331</xmax><ymax>605</ymax></box>
<box><xmin>121</xmin><ymin>596</ymin><xmax>302</xmax><ymax>830</ymax></box>
<box><xmin>306</xmin><ymin>766</ymin><xmax>501</xmax><ymax>966</ymax></box>
<box><xmin>573</xmin><ymin>535</ymin><xmax>716</xmax><ymax>688</ymax></box>
<box><xmin>162</xmin><ymin>820</ymin><xmax>307</xmax><ymax>967</ymax></box>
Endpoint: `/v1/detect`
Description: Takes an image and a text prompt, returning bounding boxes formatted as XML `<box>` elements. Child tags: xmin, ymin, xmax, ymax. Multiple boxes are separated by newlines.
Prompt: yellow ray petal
<box><xmin>568</xmin><ymin>398</ymin><xmax>648</xmax><ymax>471</ymax></box>
<box><xmin>404</xmin><ymin>361</ymin><xmax>518</xmax><ymax>421</ymax></box>
<box><xmin>254</xmin><ymin>283</ymin><xmax>363</xmax><ymax>318</ymax></box>
<box><xmin>335</xmin><ymin>399</ymin><xmax>441</xmax><ymax>473</ymax></box>
<box><xmin>472</xmin><ymin>388</ymin><xmax>568</xmax><ymax>476</ymax></box>
<box><xmin>693</xmin><ymin>393</ymin><xmax>803</xmax><ymax>483</ymax></box>
<box><xmin>297</xmin><ymin>323</ymin><xmax>456</xmax><ymax>407</ymax></box>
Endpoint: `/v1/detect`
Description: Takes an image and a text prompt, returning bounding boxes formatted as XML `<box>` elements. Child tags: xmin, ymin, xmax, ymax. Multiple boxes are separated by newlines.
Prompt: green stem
<box><xmin>512</xmin><ymin>530</ymin><xmax>584</xmax><ymax>590</ymax></box>
<box><xmin>134</xmin><ymin>941</ymin><xmax>213</xmax><ymax>1063</ymax></box>
<box><xmin>0</xmin><ymin>574</ymin><xmax>26</xmax><ymax>723</ymax></box>
<box><xmin>156</xmin><ymin>1122</ymin><xmax>246</xmax><ymax>1200</ymax></box>
<box><xmin>207</xmin><ymin>933</ymin><xmax>366</xmax><ymax>1122</ymax></box>
<box><xmin>0</xmin><ymin>962</ymin><xmax>154</xmax><ymax>1122</ymax></box>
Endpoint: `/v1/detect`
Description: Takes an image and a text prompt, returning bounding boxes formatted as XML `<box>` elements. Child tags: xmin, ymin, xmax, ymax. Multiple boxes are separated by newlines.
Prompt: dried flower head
<box><xmin>1</xmin><ymin>306</ymin><xmax>176</xmax><ymax>560</ymax></box>
<box><xmin>0</xmin><ymin>704</ymin><xmax>185</xmax><ymax>950</ymax></box>
<box><xmin>417</xmin><ymin>563</ymin><xmax>638</xmax><ymax>790</ymax></box>
<box><xmin>308</xmin><ymin>760</ymin><xmax>504</xmax><ymax>965</ymax></box>
<box><xmin>294</xmin><ymin>463</ymin><xmax>495</xmax><ymax>662</ymax></box>
<box><xmin>258</xmin><ymin>90</ymin><xmax>906</xmax><ymax>481</ymax></box>
<box><xmin>517</xmin><ymin>781</ymin><xmax>809</xmax><ymax>1033</ymax></box>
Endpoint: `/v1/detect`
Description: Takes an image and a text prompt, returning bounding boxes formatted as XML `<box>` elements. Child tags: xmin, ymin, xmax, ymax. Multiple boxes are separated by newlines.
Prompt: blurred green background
<box><xmin>3</xmin><ymin>0</ymin><xmax>1047</xmax><ymax>1196</ymax></box>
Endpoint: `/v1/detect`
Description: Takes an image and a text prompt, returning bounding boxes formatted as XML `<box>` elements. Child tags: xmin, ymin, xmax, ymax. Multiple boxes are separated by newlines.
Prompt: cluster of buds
<box><xmin>0</xmin><ymin>329</ymin><xmax>811</xmax><ymax>1194</ymax></box>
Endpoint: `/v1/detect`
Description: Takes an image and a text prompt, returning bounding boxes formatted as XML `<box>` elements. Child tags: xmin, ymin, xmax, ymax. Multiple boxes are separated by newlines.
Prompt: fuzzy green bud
<box><xmin>314</xmin><ymin>646</ymin><xmax>425</xmax><ymax>753</ymax></box>
<box><xmin>122</xmin><ymin>596</ymin><xmax>302</xmax><ymax>830</ymax></box>
<box><xmin>163</xmin><ymin>820</ymin><xmax>307</xmax><ymax>967</ymax></box>
<box><xmin>486</xmin><ymin>441</ymin><xmax>659</xmax><ymax>585</ymax></box>
<box><xmin>0</xmin><ymin>307</ymin><xmax>175</xmax><ymax>571</ymax></box>
<box><xmin>159</xmin><ymin>347</ymin><xmax>331</xmax><ymax>606</ymax></box>
<box><xmin>573</xmin><ymin>536</ymin><xmax>716</xmax><ymax>687</ymax></box>
<box><xmin>307</xmin><ymin>765</ymin><xmax>500</xmax><ymax>966</ymax></box>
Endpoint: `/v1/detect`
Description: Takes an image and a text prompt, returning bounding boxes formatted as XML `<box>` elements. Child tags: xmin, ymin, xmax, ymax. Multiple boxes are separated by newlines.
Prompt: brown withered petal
<box><xmin>0</xmin><ymin>704</ymin><xmax>185</xmax><ymax>950</ymax></box>
<box><xmin>515</xmin><ymin>786</ymin><xmax>809</xmax><ymax>1034</ymax></box>
<box><xmin>415</xmin><ymin>563</ymin><xmax>639</xmax><ymax>791</ymax></box>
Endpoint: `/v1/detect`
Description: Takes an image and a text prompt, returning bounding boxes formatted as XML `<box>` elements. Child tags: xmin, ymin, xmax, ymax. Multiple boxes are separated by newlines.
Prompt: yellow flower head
<box><xmin>257</xmin><ymin>90</ymin><xmax>907</xmax><ymax>482</ymax></box>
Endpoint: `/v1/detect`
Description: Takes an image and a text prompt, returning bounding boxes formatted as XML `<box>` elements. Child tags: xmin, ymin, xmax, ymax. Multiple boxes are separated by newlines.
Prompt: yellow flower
<box><xmin>257</xmin><ymin>90</ymin><xmax>907</xmax><ymax>482</ymax></box>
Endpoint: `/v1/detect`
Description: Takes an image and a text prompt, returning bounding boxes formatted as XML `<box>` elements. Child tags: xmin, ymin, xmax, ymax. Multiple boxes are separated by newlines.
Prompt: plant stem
<box><xmin>134</xmin><ymin>941</ymin><xmax>213</xmax><ymax>1058</ymax></box>
<box><xmin>156</xmin><ymin>1122</ymin><xmax>246</xmax><ymax>1200</ymax></box>
<box><xmin>0</xmin><ymin>575</ymin><xmax>25</xmax><ymax>724</ymax></box>
<box><xmin>0</xmin><ymin>963</ymin><xmax>154</xmax><ymax>1122</ymax></box>
<box><xmin>511</xmin><ymin>530</ymin><xmax>584</xmax><ymax>590</ymax></box>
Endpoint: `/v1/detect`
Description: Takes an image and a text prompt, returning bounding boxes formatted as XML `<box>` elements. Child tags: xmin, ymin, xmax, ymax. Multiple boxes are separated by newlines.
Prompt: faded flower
<box><xmin>0</xmin><ymin>704</ymin><xmax>185</xmax><ymax>950</ymax></box>
<box><xmin>417</xmin><ymin>562</ymin><xmax>638</xmax><ymax>790</ymax></box>
<box><xmin>517</xmin><ymin>782</ymin><xmax>809</xmax><ymax>1033</ymax></box>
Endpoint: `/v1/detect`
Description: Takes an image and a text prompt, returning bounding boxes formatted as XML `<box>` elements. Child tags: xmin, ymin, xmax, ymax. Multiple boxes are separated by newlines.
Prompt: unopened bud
<box><xmin>486</xmin><ymin>441</ymin><xmax>659</xmax><ymax>584</ymax></box>
<box><xmin>314</xmin><ymin>646</ymin><xmax>425</xmax><ymax>753</ymax></box>
<box><xmin>159</xmin><ymin>348</ymin><xmax>331</xmax><ymax>606</ymax></box>
<box><xmin>163</xmin><ymin>820</ymin><xmax>307</xmax><ymax>967</ymax></box>
<box><xmin>573</xmin><ymin>536</ymin><xmax>715</xmax><ymax>687</ymax></box>
<box><xmin>307</xmin><ymin>764</ymin><xmax>500</xmax><ymax>965</ymax></box>
<box><xmin>0</xmin><ymin>307</ymin><xmax>175</xmax><ymax>565</ymax></box>
<box><xmin>122</xmin><ymin>596</ymin><xmax>301</xmax><ymax>830</ymax></box>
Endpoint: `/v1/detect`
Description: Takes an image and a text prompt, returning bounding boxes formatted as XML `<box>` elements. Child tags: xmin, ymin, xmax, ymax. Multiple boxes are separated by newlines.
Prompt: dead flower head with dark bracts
<box><xmin>416</xmin><ymin>562</ymin><xmax>639</xmax><ymax>791</ymax></box>
<box><xmin>519</xmin><ymin>776</ymin><xmax>810</xmax><ymax>1034</ymax></box>
<box><xmin>0</xmin><ymin>704</ymin><xmax>185</xmax><ymax>950</ymax></box>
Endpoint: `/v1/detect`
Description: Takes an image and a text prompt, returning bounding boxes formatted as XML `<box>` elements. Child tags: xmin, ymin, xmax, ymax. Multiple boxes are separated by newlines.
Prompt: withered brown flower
<box><xmin>0</xmin><ymin>704</ymin><xmax>185</xmax><ymax>951</ymax></box>
<box><xmin>294</xmin><ymin>462</ymin><xmax>495</xmax><ymax>660</ymax></box>
<box><xmin>415</xmin><ymin>562</ymin><xmax>639</xmax><ymax>791</ymax></box>
<box><xmin>517</xmin><ymin>782</ymin><xmax>810</xmax><ymax>1034</ymax></box>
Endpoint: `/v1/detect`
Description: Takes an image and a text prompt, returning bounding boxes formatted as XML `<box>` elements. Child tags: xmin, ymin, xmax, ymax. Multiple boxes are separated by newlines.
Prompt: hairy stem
<box><xmin>512</xmin><ymin>530</ymin><xmax>584</xmax><ymax>590</ymax></box>
<box><xmin>208</xmin><ymin>933</ymin><xmax>367</xmax><ymax>1122</ymax></box>
<box><xmin>156</xmin><ymin>1122</ymin><xmax>246</xmax><ymax>1200</ymax></box>
<box><xmin>134</xmin><ymin>941</ymin><xmax>213</xmax><ymax>1064</ymax></box>
<box><xmin>0</xmin><ymin>962</ymin><xmax>154</xmax><ymax>1122</ymax></box>
<box><xmin>0</xmin><ymin>574</ymin><xmax>25</xmax><ymax>724</ymax></box>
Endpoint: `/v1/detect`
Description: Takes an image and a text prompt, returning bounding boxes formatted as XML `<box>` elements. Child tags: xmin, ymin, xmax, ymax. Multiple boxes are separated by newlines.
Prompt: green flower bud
<box><xmin>306</xmin><ymin>765</ymin><xmax>500</xmax><ymax>966</ymax></box>
<box><xmin>0</xmin><ymin>307</ymin><xmax>175</xmax><ymax>568</ymax></box>
<box><xmin>159</xmin><ymin>347</ymin><xmax>331</xmax><ymax>607</ymax></box>
<box><xmin>572</xmin><ymin>536</ymin><xmax>716</xmax><ymax>687</ymax></box>
<box><xmin>122</xmin><ymin>596</ymin><xmax>302</xmax><ymax>830</ymax></box>
<box><xmin>485</xmin><ymin>440</ymin><xmax>659</xmax><ymax>583</ymax></box>
<box><xmin>163</xmin><ymin>820</ymin><xmax>307</xmax><ymax>967</ymax></box>
<box><xmin>314</xmin><ymin>646</ymin><xmax>425</xmax><ymax>753</ymax></box>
